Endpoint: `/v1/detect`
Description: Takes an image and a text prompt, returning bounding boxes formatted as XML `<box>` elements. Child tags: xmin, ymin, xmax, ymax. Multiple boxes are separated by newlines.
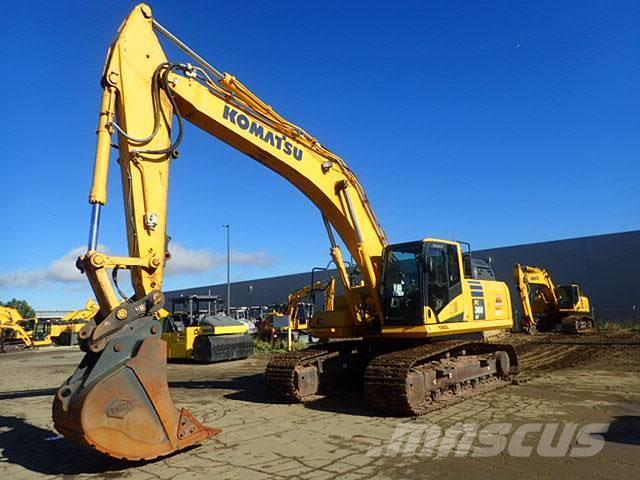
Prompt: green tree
<box><xmin>1</xmin><ymin>298</ymin><xmax>36</xmax><ymax>319</ymax></box>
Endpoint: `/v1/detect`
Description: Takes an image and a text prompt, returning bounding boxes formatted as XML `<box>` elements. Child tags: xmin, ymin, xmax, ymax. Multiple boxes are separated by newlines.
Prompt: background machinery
<box><xmin>52</xmin><ymin>299</ymin><xmax>101</xmax><ymax>346</ymax></box>
<box><xmin>53</xmin><ymin>4</ymin><xmax>519</xmax><ymax>460</ymax></box>
<box><xmin>1</xmin><ymin>300</ymin><xmax>100</xmax><ymax>352</ymax></box>
<box><xmin>514</xmin><ymin>264</ymin><xmax>593</xmax><ymax>334</ymax></box>
<box><xmin>162</xmin><ymin>295</ymin><xmax>253</xmax><ymax>362</ymax></box>
<box><xmin>0</xmin><ymin>306</ymin><xmax>36</xmax><ymax>352</ymax></box>
<box><xmin>255</xmin><ymin>304</ymin><xmax>288</xmax><ymax>345</ymax></box>
<box><xmin>23</xmin><ymin>299</ymin><xmax>101</xmax><ymax>347</ymax></box>
<box><xmin>279</xmin><ymin>277</ymin><xmax>336</xmax><ymax>350</ymax></box>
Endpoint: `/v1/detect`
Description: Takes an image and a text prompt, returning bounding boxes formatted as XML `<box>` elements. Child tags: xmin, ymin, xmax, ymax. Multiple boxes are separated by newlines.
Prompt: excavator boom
<box><xmin>54</xmin><ymin>3</ymin><xmax>389</xmax><ymax>460</ymax></box>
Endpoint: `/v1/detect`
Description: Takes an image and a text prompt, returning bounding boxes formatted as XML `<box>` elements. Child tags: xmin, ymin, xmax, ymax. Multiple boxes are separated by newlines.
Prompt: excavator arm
<box><xmin>54</xmin><ymin>4</ymin><xmax>389</xmax><ymax>460</ymax></box>
<box><xmin>514</xmin><ymin>264</ymin><xmax>558</xmax><ymax>333</ymax></box>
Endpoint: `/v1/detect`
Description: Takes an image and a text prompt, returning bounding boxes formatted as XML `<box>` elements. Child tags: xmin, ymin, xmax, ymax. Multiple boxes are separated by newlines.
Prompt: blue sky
<box><xmin>1</xmin><ymin>0</ymin><xmax>638</xmax><ymax>309</ymax></box>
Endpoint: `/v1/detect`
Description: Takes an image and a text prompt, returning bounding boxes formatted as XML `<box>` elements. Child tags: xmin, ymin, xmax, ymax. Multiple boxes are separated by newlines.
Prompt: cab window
<box><xmin>447</xmin><ymin>245</ymin><xmax>460</xmax><ymax>286</ymax></box>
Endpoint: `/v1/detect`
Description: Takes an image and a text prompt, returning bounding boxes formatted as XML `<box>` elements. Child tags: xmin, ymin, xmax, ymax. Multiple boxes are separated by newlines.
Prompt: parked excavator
<box><xmin>258</xmin><ymin>278</ymin><xmax>336</xmax><ymax>350</ymax></box>
<box><xmin>54</xmin><ymin>4</ymin><xmax>519</xmax><ymax>461</ymax></box>
<box><xmin>0</xmin><ymin>306</ymin><xmax>36</xmax><ymax>352</ymax></box>
<box><xmin>51</xmin><ymin>298</ymin><xmax>101</xmax><ymax>346</ymax></box>
<box><xmin>514</xmin><ymin>264</ymin><xmax>593</xmax><ymax>334</ymax></box>
<box><xmin>287</xmin><ymin>278</ymin><xmax>336</xmax><ymax>332</ymax></box>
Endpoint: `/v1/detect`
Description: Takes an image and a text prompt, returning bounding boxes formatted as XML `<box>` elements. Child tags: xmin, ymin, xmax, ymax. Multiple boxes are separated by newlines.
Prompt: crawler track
<box><xmin>265</xmin><ymin>346</ymin><xmax>331</xmax><ymax>402</ymax></box>
<box><xmin>560</xmin><ymin>315</ymin><xmax>594</xmax><ymax>334</ymax></box>
<box><xmin>0</xmin><ymin>341</ymin><xmax>31</xmax><ymax>354</ymax></box>
<box><xmin>364</xmin><ymin>341</ymin><xmax>517</xmax><ymax>416</ymax></box>
<box><xmin>266</xmin><ymin>340</ymin><xmax>519</xmax><ymax>416</ymax></box>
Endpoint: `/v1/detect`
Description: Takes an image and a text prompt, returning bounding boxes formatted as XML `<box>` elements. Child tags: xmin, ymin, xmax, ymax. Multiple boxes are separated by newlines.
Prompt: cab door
<box><xmin>381</xmin><ymin>242</ymin><xmax>424</xmax><ymax>326</ymax></box>
<box><xmin>425</xmin><ymin>243</ymin><xmax>463</xmax><ymax>321</ymax></box>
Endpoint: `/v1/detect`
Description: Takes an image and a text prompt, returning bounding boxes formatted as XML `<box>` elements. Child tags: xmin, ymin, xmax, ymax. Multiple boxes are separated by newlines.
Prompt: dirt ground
<box><xmin>0</xmin><ymin>332</ymin><xmax>639</xmax><ymax>480</ymax></box>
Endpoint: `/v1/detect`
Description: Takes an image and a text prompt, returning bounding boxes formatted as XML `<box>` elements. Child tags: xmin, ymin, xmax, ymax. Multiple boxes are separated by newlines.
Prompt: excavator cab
<box><xmin>381</xmin><ymin>239</ymin><xmax>506</xmax><ymax>327</ymax></box>
<box><xmin>19</xmin><ymin>318</ymin><xmax>52</xmax><ymax>346</ymax></box>
<box><xmin>380</xmin><ymin>239</ymin><xmax>512</xmax><ymax>334</ymax></box>
<box><xmin>556</xmin><ymin>284</ymin><xmax>581</xmax><ymax>310</ymax></box>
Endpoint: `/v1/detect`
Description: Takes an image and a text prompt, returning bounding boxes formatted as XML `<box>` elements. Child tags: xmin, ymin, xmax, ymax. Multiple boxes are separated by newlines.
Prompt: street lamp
<box><xmin>222</xmin><ymin>224</ymin><xmax>230</xmax><ymax>314</ymax></box>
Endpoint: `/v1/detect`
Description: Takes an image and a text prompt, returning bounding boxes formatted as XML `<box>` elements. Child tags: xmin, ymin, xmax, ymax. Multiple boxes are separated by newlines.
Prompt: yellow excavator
<box><xmin>1</xmin><ymin>300</ymin><xmax>99</xmax><ymax>351</ymax></box>
<box><xmin>53</xmin><ymin>4</ymin><xmax>519</xmax><ymax>461</ymax></box>
<box><xmin>287</xmin><ymin>278</ymin><xmax>336</xmax><ymax>332</ymax></box>
<box><xmin>0</xmin><ymin>306</ymin><xmax>36</xmax><ymax>352</ymax></box>
<box><xmin>259</xmin><ymin>278</ymin><xmax>336</xmax><ymax>350</ymax></box>
<box><xmin>514</xmin><ymin>264</ymin><xmax>593</xmax><ymax>334</ymax></box>
<box><xmin>16</xmin><ymin>300</ymin><xmax>101</xmax><ymax>348</ymax></box>
<box><xmin>51</xmin><ymin>299</ymin><xmax>101</xmax><ymax>346</ymax></box>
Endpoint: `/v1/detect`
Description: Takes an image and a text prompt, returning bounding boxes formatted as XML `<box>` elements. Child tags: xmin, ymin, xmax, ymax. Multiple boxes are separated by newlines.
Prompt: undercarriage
<box><xmin>265</xmin><ymin>339</ymin><xmax>519</xmax><ymax>415</ymax></box>
<box><xmin>535</xmin><ymin>315</ymin><xmax>594</xmax><ymax>334</ymax></box>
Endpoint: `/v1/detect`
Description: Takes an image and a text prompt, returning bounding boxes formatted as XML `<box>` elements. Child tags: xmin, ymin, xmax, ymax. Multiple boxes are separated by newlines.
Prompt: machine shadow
<box><xmin>0</xmin><ymin>415</ymin><xmax>151</xmax><ymax>475</ymax></box>
<box><xmin>170</xmin><ymin>373</ymin><xmax>272</xmax><ymax>404</ymax></box>
<box><xmin>169</xmin><ymin>374</ymin><xmax>378</xmax><ymax>416</ymax></box>
<box><xmin>603</xmin><ymin>415</ymin><xmax>640</xmax><ymax>446</ymax></box>
<box><xmin>302</xmin><ymin>391</ymin><xmax>379</xmax><ymax>417</ymax></box>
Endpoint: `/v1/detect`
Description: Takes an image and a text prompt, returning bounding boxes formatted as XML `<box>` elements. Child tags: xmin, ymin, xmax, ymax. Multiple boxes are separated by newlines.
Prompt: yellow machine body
<box><xmin>311</xmin><ymin>238</ymin><xmax>513</xmax><ymax>339</ymax></box>
<box><xmin>163</xmin><ymin>324</ymin><xmax>248</xmax><ymax>359</ymax></box>
<box><xmin>288</xmin><ymin>278</ymin><xmax>336</xmax><ymax>331</ymax></box>
<box><xmin>0</xmin><ymin>307</ymin><xmax>35</xmax><ymax>350</ymax></box>
<box><xmin>54</xmin><ymin>4</ymin><xmax>517</xmax><ymax>460</ymax></box>
<box><xmin>514</xmin><ymin>264</ymin><xmax>592</xmax><ymax>333</ymax></box>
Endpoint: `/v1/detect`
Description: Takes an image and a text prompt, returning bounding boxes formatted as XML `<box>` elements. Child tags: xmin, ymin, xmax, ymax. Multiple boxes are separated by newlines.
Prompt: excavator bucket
<box><xmin>52</xmin><ymin>305</ymin><xmax>220</xmax><ymax>461</ymax></box>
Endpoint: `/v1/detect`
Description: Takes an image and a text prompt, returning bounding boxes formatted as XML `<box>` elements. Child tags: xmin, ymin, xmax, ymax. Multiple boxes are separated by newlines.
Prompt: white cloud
<box><xmin>165</xmin><ymin>242</ymin><xmax>275</xmax><ymax>276</ymax></box>
<box><xmin>47</xmin><ymin>246</ymin><xmax>87</xmax><ymax>282</ymax></box>
<box><xmin>0</xmin><ymin>245</ymin><xmax>94</xmax><ymax>288</ymax></box>
<box><xmin>0</xmin><ymin>270</ymin><xmax>47</xmax><ymax>289</ymax></box>
<box><xmin>0</xmin><ymin>243</ymin><xmax>275</xmax><ymax>288</ymax></box>
<box><xmin>165</xmin><ymin>243</ymin><xmax>221</xmax><ymax>275</ymax></box>
<box><xmin>230</xmin><ymin>250</ymin><xmax>274</xmax><ymax>268</ymax></box>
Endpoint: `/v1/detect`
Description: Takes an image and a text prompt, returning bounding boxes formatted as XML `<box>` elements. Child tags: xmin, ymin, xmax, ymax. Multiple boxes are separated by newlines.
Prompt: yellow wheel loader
<box><xmin>514</xmin><ymin>264</ymin><xmax>593</xmax><ymax>334</ymax></box>
<box><xmin>54</xmin><ymin>4</ymin><xmax>519</xmax><ymax>460</ymax></box>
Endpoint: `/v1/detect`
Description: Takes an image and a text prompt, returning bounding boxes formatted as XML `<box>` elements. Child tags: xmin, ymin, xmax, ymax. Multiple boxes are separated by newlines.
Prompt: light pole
<box><xmin>222</xmin><ymin>224</ymin><xmax>230</xmax><ymax>315</ymax></box>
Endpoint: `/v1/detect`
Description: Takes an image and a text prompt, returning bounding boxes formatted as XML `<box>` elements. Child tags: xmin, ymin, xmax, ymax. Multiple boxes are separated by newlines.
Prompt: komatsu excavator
<box><xmin>514</xmin><ymin>264</ymin><xmax>593</xmax><ymax>334</ymax></box>
<box><xmin>54</xmin><ymin>4</ymin><xmax>519</xmax><ymax>461</ymax></box>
